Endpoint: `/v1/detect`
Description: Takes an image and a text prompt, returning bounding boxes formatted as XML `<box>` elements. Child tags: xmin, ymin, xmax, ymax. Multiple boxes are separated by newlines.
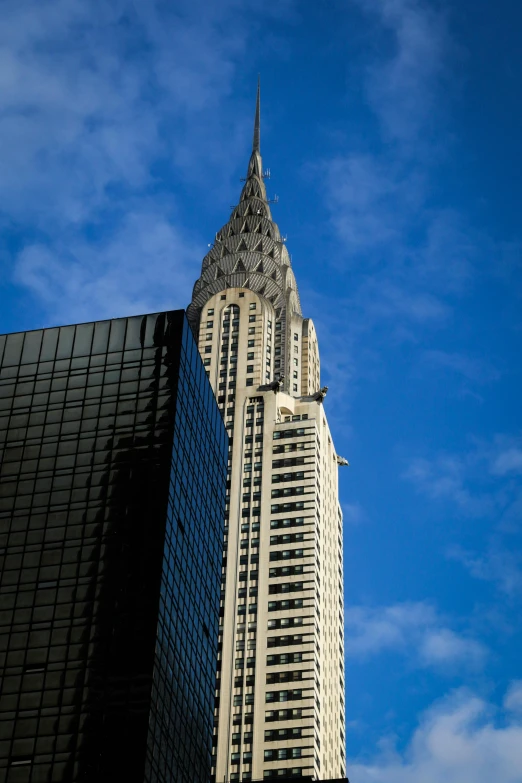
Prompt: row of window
<box><xmin>268</xmin><ymin>581</ymin><xmax>310</xmax><ymax>594</ymax></box>
<box><xmin>268</xmin><ymin>617</ymin><xmax>304</xmax><ymax>629</ymax></box>
<box><xmin>270</xmin><ymin>533</ymin><xmax>305</xmax><ymax>545</ymax></box>
<box><xmin>266</xmin><ymin>670</ymin><xmax>306</xmax><ymax>684</ymax></box>
<box><xmin>264</xmin><ymin>748</ymin><xmax>309</xmax><ymax>761</ymax></box>
<box><xmin>270</xmin><ymin>516</ymin><xmax>306</xmax><ymax>529</ymax></box>
<box><xmin>272</xmin><ymin>471</ymin><xmax>305</xmax><ymax>483</ymax></box>
<box><xmin>267</xmin><ymin>634</ymin><xmax>310</xmax><ymax>648</ymax></box>
<box><xmin>271</xmin><ymin>486</ymin><xmax>306</xmax><ymax>498</ymax></box>
<box><xmin>273</xmin><ymin>443</ymin><xmax>310</xmax><ymax>454</ymax></box>
<box><xmin>265</xmin><ymin>708</ymin><xmax>303</xmax><ymax>722</ymax></box>
<box><xmin>269</xmin><ymin>565</ymin><xmax>305</xmax><ymax>578</ymax></box>
<box><xmin>266</xmin><ymin>689</ymin><xmax>307</xmax><ymax>703</ymax></box>
<box><xmin>268</xmin><ymin>598</ymin><xmax>303</xmax><ymax>611</ymax></box>
<box><xmin>269</xmin><ymin>548</ymin><xmax>305</xmax><ymax>561</ymax></box>
<box><xmin>267</xmin><ymin>652</ymin><xmax>303</xmax><ymax>666</ymax></box>
<box><xmin>263</xmin><ymin>768</ymin><xmax>309</xmax><ymax>779</ymax></box>
<box><xmin>273</xmin><ymin>428</ymin><xmax>309</xmax><ymax>439</ymax></box>
<box><xmin>270</xmin><ymin>501</ymin><xmax>306</xmax><ymax>513</ymax></box>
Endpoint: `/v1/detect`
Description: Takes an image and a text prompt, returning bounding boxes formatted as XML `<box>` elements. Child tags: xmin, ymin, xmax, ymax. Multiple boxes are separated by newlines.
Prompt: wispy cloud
<box><xmin>421</xmin><ymin>350</ymin><xmax>501</xmax><ymax>385</ymax></box>
<box><xmin>348</xmin><ymin>685</ymin><xmax>522</xmax><ymax>783</ymax></box>
<box><xmin>448</xmin><ymin>545</ymin><xmax>522</xmax><ymax>599</ymax></box>
<box><xmin>402</xmin><ymin>434</ymin><xmax>522</xmax><ymax>520</ymax></box>
<box><xmin>504</xmin><ymin>681</ymin><xmax>522</xmax><ymax>713</ymax></box>
<box><xmin>402</xmin><ymin>454</ymin><xmax>495</xmax><ymax>517</ymax></box>
<box><xmin>345</xmin><ymin>602</ymin><xmax>488</xmax><ymax>673</ymax></box>
<box><xmin>0</xmin><ymin>0</ymin><xmax>294</xmax><ymax>323</ymax></box>
<box><xmin>491</xmin><ymin>447</ymin><xmax>522</xmax><ymax>476</ymax></box>
<box><xmin>402</xmin><ymin>435</ymin><xmax>522</xmax><ymax>597</ymax></box>
<box><xmin>353</xmin><ymin>0</ymin><xmax>452</xmax><ymax>146</ymax></box>
<box><xmin>13</xmin><ymin>209</ymin><xmax>202</xmax><ymax>324</ymax></box>
<box><xmin>342</xmin><ymin>501</ymin><xmax>366</xmax><ymax>526</ymax></box>
<box><xmin>318</xmin><ymin>0</ymin><xmax>489</xmax><ymax>353</ymax></box>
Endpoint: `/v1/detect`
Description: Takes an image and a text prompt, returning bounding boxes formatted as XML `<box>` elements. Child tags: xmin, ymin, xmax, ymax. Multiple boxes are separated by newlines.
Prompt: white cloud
<box><xmin>418</xmin><ymin>628</ymin><xmax>486</xmax><ymax>670</ymax></box>
<box><xmin>421</xmin><ymin>350</ymin><xmax>501</xmax><ymax>385</ymax></box>
<box><xmin>504</xmin><ymin>682</ymin><xmax>522</xmax><ymax>714</ymax></box>
<box><xmin>448</xmin><ymin>545</ymin><xmax>522</xmax><ymax>599</ymax></box>
<box><xmin>345</xmin><ymin>602</ymin><xmax>487</xmax><ymax>673</ymax></box>
<box><xmin>316</xmin><ymin>0</ymin><xmax>479</xmax><ymax>349</ymax></box>
<box><xmin>402</xmin><ymin>454</ymin><xmax>495</xmax><ymax>517</ymax></box>
<box><xmin>14</xmin><ymin>209</ymin><xmax>201</xmax><ymax>324</ymax></box>
<box><xmin>348</xmin><ymin>686</ymin><xmax>522</xmax><ymax>783</ymax></box>
<box><xmin>343</xmin><ymin>502</ymin><xmax>366</xmax><ymax>526</ymax></box>
<box><xmin>0</xmin><ymin>0</ymin><xmax>295</xmax><ymax>323</ymax></box>
<box><xmin>353</xmin><ymin>0</ymin><xmax>451</xmax><ymax>145</ymax></box>
<box><xmin>491</xmin><ymin>448</ymin><xmax>522</xmax><ymax>476</ymax></box>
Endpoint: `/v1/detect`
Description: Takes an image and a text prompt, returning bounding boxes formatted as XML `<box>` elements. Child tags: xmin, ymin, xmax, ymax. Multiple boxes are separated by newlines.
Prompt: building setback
<box><xmin>0</xmin><ymin>311</ymin><xmax>228</xmax><ymax>783</ymax></box>
<box><xmin>187</xmin><ymin>86</ymin><xmax>348</xmax><ymax>782</ymax></box>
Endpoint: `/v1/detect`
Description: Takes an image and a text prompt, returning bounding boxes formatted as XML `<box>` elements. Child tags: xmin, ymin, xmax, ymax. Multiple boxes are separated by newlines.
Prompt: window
<box><xmin>205</xmin><ymin>346</ymin><xmax>212</xmax><ymax>353</ymax></box>
<box><xmin>248</xmin><ymin>340</ymin><xmax>255</xmax><ymax>347</ymax></box>
<box><xmin>248</xmin><ymin>327</ymin><xmax>255</xmax><ymax>335</ymax></box>
<box><xmin>204</xmin><ymin>359</ymin><xmax>211</xmax><ymax>366</ymax></box>
<box><xmin>293</xmin><ymin>358</ymin><xmax>298</xmax><ymax>366</ymax></box>
<box><xmin>250</xmin><ymin>303</ymin><xmax>256</xmax><ymax>310</ymax></box>
<box><xmin>206</xmin><ymin>333</ymin><xmax>213</xmax><ymax>341</ymax></box>
<box><xmin>249</xmin><ymin>315</ymin><xmax>256</xmax><ymax>323</ymax></box>
<box><xmin>247</xmin><ymin>352</ymin><xmax>254</xmax><ymax>360</ymax></box>
<box><xmin>246</xmin><ymin>379</ymin><xmax>254</xmax><ymax>387</ymax></box>
<box><xmin>267</xmin><ymin>653</ymin><xmax>303</xmax><ymax>666</ymax></box>
<box><xmin>265</xmin><ymin>689</ymin><xmax>302</xmax><ymax>703</ymax></box>
<box><xmin>294</xmin><ymin>333</ymin><xmax>299</xmax><ymax>341</ymax></box>
<box><xmin>239</xmin><ymin>292</ymin><xmax>245</xmax><ymax>297</ymax></box>
<box><xmin>293</xmin><ymin>384</ymin><xmax>298</xmax><ymax>392</ymax></box>
<box><xmin>247</xmin><ymin>365</ymin><xmax>254</xmax><ymax>373</ymax></box>
<box><xmin>293</xmin><ymin>371</ymin><xmax>298</xmax><ymax>379</ymax></box>
<box><xmin>221</xmin><ymin>294</ymin><xmax>226</xmax><ymax>300</ymax></box>
<box><xmin>207</xmin><ymin>320</ymin><xmax>214</xmax><ymax>328</ymax></box>
<box><xmin>207</xmin><ymin>308</ymin><xmax>214</xmax><ymax>315</ymax></box>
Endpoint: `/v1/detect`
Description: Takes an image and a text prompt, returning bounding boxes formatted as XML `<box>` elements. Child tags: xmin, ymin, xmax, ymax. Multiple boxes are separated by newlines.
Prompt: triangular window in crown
<box><xmin>271</xmin><ymin>270</ymin><xmax>278</xmax><ymax>281</ymax></box>
<box><xmin>259</xmin><ymin>285</ymin><xmax>266</xmax><ymax>296</ymax></box>
<box><xmin>240</xmin><ymin>222</ymin><xmax>248</xmax><ymax>234</ymax></box>
<box><xmin>216</xmin><ymin>266</ymin><xmax>225</xmax><ymax>279</ymax></box>
<box><xmin>234</xmin><ymin>258</ymin><xmax>247</xmax><ymax>273</ymax></box>
<box><xmin>265</xmin><ymin>227</ymin><xmax>271</xmax><ymax>237</ymax></box>
<box><xmin>222</xmin><ymin>245</ymin><xmax>230</xmax><ymax>256</ymax></box>
<box><xmin>254</xmin><ymin>260</ymin><xmax>264</xmax><ymax>274</ymax></box>
<box><xmin>254</xmin><ymin>240</ymin><xmax>264</xmax><ymax>253</ymax></box>
<box><xmin>268</xmin><ymin>247</ymin><xmax>276</xmax><ymax>258</ymax></box>
<box><xmin>256</xmin><ymin>222</ymin><xmax>263</xmax><ymax>233</ymax></box>
<box><xmin>237</xmin><ymin>238</ymin><xmax>248</xmax><ymax>252</ymax></box>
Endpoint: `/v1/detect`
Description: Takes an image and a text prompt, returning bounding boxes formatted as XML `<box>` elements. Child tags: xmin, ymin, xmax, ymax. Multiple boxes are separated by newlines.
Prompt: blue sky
<box><xmin>1</xmin><ymin>0</ymin><xmax>521</xmax><ymax>779</ymax></box>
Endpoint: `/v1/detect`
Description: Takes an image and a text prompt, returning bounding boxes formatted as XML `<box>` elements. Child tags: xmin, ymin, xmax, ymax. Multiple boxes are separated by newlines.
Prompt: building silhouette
<box><xmin>0</xmin><ymin>311</ymin><xmax>228</xmax><ymax>783</ymax></box>
<box><xmin>187</xmin><ymin>84</ymin><xmax>347</xmax><ymax>782</ymax></box>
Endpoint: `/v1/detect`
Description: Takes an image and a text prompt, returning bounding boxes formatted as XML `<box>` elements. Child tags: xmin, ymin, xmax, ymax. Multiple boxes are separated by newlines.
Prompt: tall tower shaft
<box><xmin>188</xmin><ymin>87</ymin><xmax>347</xmax><ymax>783</ymax></box>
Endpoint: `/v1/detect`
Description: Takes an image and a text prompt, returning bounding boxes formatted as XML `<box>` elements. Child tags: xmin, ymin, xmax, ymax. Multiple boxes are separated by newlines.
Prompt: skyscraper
<box><xmin>0</xmin><ymin>311</ymin><xmax>227</xmax><ymax>783</ymax></box>
<box><xmin>187</xmin><ymin>85</ymin><xmax>347</xmax><ymax>782</ymax></box>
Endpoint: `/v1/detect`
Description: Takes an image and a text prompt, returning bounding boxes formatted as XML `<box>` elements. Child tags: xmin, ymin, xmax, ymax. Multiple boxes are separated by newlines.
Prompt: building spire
<box><xmin>252</xmin><ymin>77</ymin><xmax>260</xmax><ymax>153</ymax></box>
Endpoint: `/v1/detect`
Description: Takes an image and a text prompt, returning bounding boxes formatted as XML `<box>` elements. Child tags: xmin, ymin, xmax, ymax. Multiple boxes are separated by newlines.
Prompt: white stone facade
<box><xmin>188</xmin><ymin>89</ymin><xmax>346</xmax><ymax>782</ymax></box>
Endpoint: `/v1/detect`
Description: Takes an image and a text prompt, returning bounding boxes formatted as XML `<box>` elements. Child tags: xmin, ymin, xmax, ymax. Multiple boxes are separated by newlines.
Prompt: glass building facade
<box><xmin>0</xmin><ymin>310</ymin><xmax>228</xmax><ymax>783</ymax></box>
